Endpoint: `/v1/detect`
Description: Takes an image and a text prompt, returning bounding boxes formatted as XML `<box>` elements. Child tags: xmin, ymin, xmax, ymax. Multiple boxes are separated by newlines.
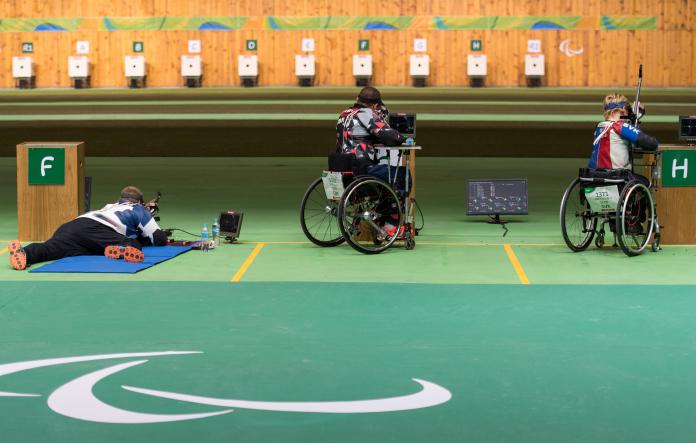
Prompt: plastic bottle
<box><xmin>201</xmin><ymin>223</ymin><xmax>209</xmax><ymax>252</ymax></box>
<box><xmin>405</xmin><ymin>137</ymin><xmax>415</xmax><ymax>146</ymax></box>
<box><xmin>212</xmin><ymin>218</ymin><xmax>220</xmax><ymax>247</ymax></box>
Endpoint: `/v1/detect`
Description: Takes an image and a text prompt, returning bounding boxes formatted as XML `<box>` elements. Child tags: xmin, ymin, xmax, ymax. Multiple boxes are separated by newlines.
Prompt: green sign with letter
<box><xmin>470</xmin><ymin>39</ymin><xmax>482</xmax><ymax>51</ymax></box>
<box><xmin>358</xmin><ymin>39</ymin><xmax>369</xmax><ymax>51</ymax></box>
<box><xmin>245</xmin><ymin>40</ymin><xmax>257</xmax><ymax>51</ymax></box>
<box><xmin>661</xmin><ymin>150</ymin><xmax>696</xmax><ymax>187</ymax></box>
<box><xmin>28</xmin><ymin>148</ymin><xmax>65</xmax><ymax>185</ymax></box>
<box><xmin>133</xmin><ymin>41</ymin><xmax>144</xmax><ymax>53</ymax></box>
<box><xmin>21</xmin><ymin>42</ymin><xmax>33</xmax><ymax>53</ymax></box>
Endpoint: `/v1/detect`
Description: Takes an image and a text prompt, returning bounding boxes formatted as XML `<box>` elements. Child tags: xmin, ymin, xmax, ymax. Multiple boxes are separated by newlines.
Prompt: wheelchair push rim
<box><xmin>300</xmin><ymin>177</ymin><xmax>345</xmax><ymax>247</ymax></box>
<box><xmin>337</xmin><ymin>178</ymin><xmax>403</xmax><ymax>254</ymax></box>
<box><xmin>560</xmin><ymin>177</ymin><xmax>597</xmax><ymax>252</ymax></box>
<box><xmin>615</xmin><ymin>180</ymin><xmax>655</xmax><ymax>257</ymax></box>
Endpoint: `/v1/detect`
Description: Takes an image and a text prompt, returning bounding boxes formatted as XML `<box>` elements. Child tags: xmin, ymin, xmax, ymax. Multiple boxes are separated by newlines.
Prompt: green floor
<box><xmin>4</xmin><ymin>282</ymin><xmax>696</xmax><ymax>442</ymax></box>
<box><xmin>3</xmin><ymin>157</ymin><xmax>696</xmax><ymax>442</ymax></box>
<box><xmin>2</xmin><ymin>157</ymin><xmax>696</xmax><ymax>285</ymax></box>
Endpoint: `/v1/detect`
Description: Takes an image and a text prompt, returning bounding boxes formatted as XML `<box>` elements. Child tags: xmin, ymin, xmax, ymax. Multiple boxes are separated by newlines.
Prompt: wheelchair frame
<box><xmin>559</xmin><ymin>150</ymin><xmax>661</xmax><ymax>257</ymax></box>
<box><xmin>300</xmin><ymin>147</ymin><xmax>419</xmax><ymax>254</ymax></box>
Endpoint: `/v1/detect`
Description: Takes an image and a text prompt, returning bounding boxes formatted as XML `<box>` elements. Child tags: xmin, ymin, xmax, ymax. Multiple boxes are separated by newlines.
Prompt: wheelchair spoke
<box><xmin>300</xmin><ymin>177</ymin><xmax>344</xmax><ymax>247</ymax></box>
<box><xmin>338</xmin><ymin>178</ymin><xmax>403</xmax><ymax>254</ymax></box>
<box><xmin>560</xmin><ymin>178</ymin><xmax>596</xmax><ymax>252</ymax></box>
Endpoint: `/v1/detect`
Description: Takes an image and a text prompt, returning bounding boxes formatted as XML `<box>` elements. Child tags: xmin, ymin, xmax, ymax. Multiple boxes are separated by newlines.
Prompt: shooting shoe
<box><xmin>104</xmin><ymin>245</ymin><xmax>144</xmax><ymax>263</ymax></box>
<box><xmin>8</xmin><ymin>240</ymin><xmax>27</xmax><ymax>270</ymax></box>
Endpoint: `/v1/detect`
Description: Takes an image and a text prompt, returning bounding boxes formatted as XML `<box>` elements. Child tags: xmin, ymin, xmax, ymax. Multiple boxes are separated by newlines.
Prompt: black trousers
<box><xmin>24</xmin><ymin>218</ymin><xmax>141</xmax><ymax>265</ymax></box>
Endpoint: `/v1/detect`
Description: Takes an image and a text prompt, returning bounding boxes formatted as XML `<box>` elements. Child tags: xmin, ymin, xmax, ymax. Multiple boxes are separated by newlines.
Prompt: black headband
<box><xmin>120</xmin><ymin>192</ymin><xmax>143</xmax><ymax>203</ymax></box>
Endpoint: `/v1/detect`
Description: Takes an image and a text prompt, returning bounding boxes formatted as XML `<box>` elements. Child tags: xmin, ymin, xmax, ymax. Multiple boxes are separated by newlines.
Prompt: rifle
<box><xmin>145</xmin><ymin>191</ymin><xmax>162</xmax><ymax>221</ymax></box>
<box><xmin>631</xmin><ymin>64</ymin><xmax>643</xmax><ymax>128</ymax></box>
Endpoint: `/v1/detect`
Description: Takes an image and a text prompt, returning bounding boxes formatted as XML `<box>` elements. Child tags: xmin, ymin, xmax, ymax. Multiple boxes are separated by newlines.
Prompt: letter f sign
<box><xmin>40</xmin><ymin>156</ymin><xmax>55</xmax><ymax>177</ymax></box>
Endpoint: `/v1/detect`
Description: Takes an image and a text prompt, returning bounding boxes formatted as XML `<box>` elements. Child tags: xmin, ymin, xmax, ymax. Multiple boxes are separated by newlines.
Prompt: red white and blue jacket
<box><xmin>588</xmin><ymin>120</ymin><xmax>658</xmax><ymax>169</ymax></box>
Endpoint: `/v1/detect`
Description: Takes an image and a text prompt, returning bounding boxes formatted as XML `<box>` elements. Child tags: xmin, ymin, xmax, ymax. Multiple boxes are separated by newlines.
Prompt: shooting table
<box><xmin>641</xmin><ymin>144</ymin><xmax>696</xmax><ymax>244</ymax></box>
<box><xmin>384</xmin><ymin>144</ymin><xmax>420</xmax><ymax>226</ymax></box>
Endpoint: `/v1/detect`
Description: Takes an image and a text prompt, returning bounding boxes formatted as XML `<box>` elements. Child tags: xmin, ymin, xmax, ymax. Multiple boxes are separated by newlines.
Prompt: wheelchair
<box><xmin>300</xmin><ymin>152</ymin><xmax>417</xmax><ymax>254</ymax></box>
<box><xmin>560</xmin><ymin>165</ymin><xmax>660</xmax><ymax>257</ymax></box>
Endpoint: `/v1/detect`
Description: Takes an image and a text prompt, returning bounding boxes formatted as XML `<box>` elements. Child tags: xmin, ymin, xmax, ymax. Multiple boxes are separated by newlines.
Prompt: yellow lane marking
<box><xmin>231</xmin><ymin>242</ymin><xmax>265</xmax><ymax>282</ymax></box>
<box><xmin>0</xmin><ymin>246</ymin><xmax>8</xmax><ymax>256</ymax></box>
<box><xmin>418</xmin><ymin>241</ymin><xmax>563</xmax><ymax>247</ymax></box>
<box><xmin>239</xmin><ymin>240</ymin><xmax>564</xmax><ymax>247</ymax></box>
<box><xmin>237</xmin><ymin>241</ymin><xmax>308</xmax><ymax>245</ymax></box>
<box><xmin>503</xmin><ymin>243</ymin><xmax>530</xmax><ymax>285</ymax></box>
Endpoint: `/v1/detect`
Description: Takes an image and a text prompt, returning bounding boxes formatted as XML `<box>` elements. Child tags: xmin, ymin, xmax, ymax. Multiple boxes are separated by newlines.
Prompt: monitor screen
<box><xmin>388</xmin><ymin>113</ymin><xmax>416</xmax><ymax>138</ymax></box>
<box><xmin>679</xmin><ymin>116</ymin><xmax>696</xmax><ymax>141</ymax></box>
<box><xmin>467</xmin><ymin>179</ymin><xmax>529</xmax><ymax>216</ymax></box>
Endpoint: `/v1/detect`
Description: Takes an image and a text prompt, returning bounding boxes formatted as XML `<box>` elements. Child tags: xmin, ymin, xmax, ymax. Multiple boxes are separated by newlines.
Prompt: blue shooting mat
<box><xmin>29</xmin><ymin>246</ymin><xmax>192</xmax><ymax>274</ymax></box>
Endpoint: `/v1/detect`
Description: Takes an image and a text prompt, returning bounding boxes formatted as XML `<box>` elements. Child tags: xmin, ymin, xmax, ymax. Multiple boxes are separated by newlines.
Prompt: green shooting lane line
<box><xmin>1</xmin><ymin>100</ymin><xmax>695</xmax><ymax>107</ymax></box>
<box><xmin>0</xmin><ymin>113</ymin><xmax>678</xmax><ymax>123</ymax></box>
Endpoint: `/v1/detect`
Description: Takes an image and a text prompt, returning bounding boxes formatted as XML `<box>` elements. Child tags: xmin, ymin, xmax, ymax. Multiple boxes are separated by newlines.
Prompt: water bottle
<box><xmin>405</xmin><ymin>137</ymin><xmax>415</xmax><ymax>146</ymax></box>
<box><xmin>201</xmin><ymin>223</ymin><xmax>209</xmax><ymax>252</ymax></box>
<box><xmin>212</xmin><ymin>218</ymin><xmax>220</xmax><ymax>247</ymax></box>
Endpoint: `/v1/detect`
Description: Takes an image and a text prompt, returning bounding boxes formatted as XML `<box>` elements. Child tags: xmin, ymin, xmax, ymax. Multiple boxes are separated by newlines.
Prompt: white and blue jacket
<box><xmin>78</xmin><ymin>201</ymin><xmax>162</xmax><ymax>243</ymax></box>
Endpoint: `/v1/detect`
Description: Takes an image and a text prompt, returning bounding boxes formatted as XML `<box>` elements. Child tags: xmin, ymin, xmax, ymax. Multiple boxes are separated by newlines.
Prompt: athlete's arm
<box><xmin>359</xmin><ymin>110</ymin><xmax>405</xmax><ymax>146</ymax></box>
<box><xmin>135</xmin><ymin>206</ymin><xmax>168</xmax><ymax>246</ymax></box>
<box><xmin>614</xmin><ymin>121</ymin><xmax>659</xmax><ymax>151</ymax></box>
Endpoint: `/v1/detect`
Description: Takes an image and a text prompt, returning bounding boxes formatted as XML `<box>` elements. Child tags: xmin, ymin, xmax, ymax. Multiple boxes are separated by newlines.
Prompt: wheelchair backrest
<box><xmin>328</xmin><ymin>152</ymin><xmax>371</xmax><ymax>176</ymax></box>
<box><xmin>328</xmin><ymin>153</ymin><xmax>355</xmax><ymax>173</ymax></box>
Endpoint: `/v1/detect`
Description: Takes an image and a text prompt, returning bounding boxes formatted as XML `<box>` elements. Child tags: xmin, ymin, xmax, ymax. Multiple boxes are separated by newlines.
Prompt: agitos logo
<box><xmin>0</xmin><ymin>351</ymin><xmax>452</xmax><ymax>424</ymax></box>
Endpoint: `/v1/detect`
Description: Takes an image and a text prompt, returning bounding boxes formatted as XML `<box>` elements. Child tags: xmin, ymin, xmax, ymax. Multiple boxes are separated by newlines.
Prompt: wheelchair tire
<box><xmin>300</xmin><ymin>177</ymin><xmax>345</xmax><ymax>247</ymax></box>
<box><xmin>560</xmin><ymin>178</ymin><xmax>597</xmax><ymax>252</ymax></box>
<box><xmin>337</xmin><ymin>178</ymin><xmax>403</xmax><ymax>254</ymax></box>
<box><xmin>615</xmin><ymin>180</ymin><xmax>655</xmax><ymax>257</ymax></box>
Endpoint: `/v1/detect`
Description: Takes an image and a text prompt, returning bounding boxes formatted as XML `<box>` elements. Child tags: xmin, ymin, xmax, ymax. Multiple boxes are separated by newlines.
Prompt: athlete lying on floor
<box><xmin>8</xmin><ymin>186</ymin><xmax>167</xmax><ymax>270</ymax></box>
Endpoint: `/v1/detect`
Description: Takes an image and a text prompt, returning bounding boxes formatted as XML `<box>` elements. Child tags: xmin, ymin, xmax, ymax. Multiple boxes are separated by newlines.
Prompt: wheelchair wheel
<box><xmin>300</xmin><ymin>177</ymin><xmax>344</xmax><ymax>247</ymax></box>
<box><xmin>337</xmin><ymin>178</ymin><xmax>403</xmax><ymax>254</ymax></box>
<box><xmin>560</xmin><ymin>178</ymin><xmax>597</xmax><ymax>252</ymax></box>
<box><xmin>615</xmin><ymin>180</ymin><xmax>655</xmax><ymax>257</ymax></box>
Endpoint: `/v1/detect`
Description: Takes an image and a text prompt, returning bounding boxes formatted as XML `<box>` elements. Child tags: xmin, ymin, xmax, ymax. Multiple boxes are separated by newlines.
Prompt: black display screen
<box><xmin>388</xmin><ymin>113</ymin><xmax>416</xmax><ymax>138</ymax></box>
<box><xmin>679</xmin><ymin>116</ymin><xmax>696</xmax><ymax>141</ymax></box>
<box><xmin>467</xmin><ymin>179</ymin><xmax>529</xmax><ymax>216</ymax></box>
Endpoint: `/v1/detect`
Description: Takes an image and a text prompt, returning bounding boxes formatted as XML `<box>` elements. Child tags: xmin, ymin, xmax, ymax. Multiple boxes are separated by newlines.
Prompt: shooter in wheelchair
<box><xmin>300</xmin><ymin>86</ymin><xmax>419</xmax><ymax>254</ymax></box>
<box><xmin>560</xmin><ymin>91</ymin><xmax>660</xmax><ymax>256</ymax></box>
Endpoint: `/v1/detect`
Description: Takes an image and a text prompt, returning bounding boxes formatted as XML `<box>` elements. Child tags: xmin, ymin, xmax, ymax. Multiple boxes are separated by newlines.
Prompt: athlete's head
<box><xmin>119</xmin><ymin>186</ymin><xmax>144</xmax><ymax>204</ymax></box>
<box><xmin>603</xmin><ymin>93</ymin><xmax>630</xmax><ymax>120</ymax></box>
<box><xmin>356</xmin><ymin>86</ymin><xmax>384</xmax><ymax>108</ymax></box>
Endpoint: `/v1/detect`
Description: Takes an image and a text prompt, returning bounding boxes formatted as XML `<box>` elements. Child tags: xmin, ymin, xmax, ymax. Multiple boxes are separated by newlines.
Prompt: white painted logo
<box><xmin>559</xmin><ymin>39</ymin><xmax>584</xmax><ymax>57</ymax></box>
<box><xmin>0</xmin><ymin>351</ymin><xmax>452</xmax><ymax>424</ymax></box>
<box><xmin>672</xmin><ymin>158</ymin><xmax>688</xmax><ymax>179</ymax></box>
<box><xmin>40</xmin><ymin>156</ymin><xmax>54</xmax><ymax>176</ymax></box>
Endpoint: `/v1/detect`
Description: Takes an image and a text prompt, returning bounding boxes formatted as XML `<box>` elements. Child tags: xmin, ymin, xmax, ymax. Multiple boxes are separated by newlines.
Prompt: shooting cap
<box><xmin>119</xmin><ymin>186</ymin><xmax>144</xmax><ymax>204</ymax></box>
<box><xmin>357</xmin><ymin>86</ymin><xmax>384</xmax><ymax>106</ymax></box>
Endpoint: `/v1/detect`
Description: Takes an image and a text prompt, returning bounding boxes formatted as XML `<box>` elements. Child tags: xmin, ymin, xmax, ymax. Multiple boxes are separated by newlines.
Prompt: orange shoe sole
<box><xmin>104</xmin><ymin>245</ymin><xmax>144</xmax><ymax>263</ymax></box>
<box><xmin>8</xmin><ymin>240</ymin><xmax>27</xmax><ymax>270</ymax></box>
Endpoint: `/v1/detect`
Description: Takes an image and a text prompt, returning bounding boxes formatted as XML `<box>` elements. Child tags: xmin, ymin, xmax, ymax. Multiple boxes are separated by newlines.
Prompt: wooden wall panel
<box><xmin>0</xmin><ymin>30</ymin><xmax>692</xmax><ymax>87</ymax></box>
